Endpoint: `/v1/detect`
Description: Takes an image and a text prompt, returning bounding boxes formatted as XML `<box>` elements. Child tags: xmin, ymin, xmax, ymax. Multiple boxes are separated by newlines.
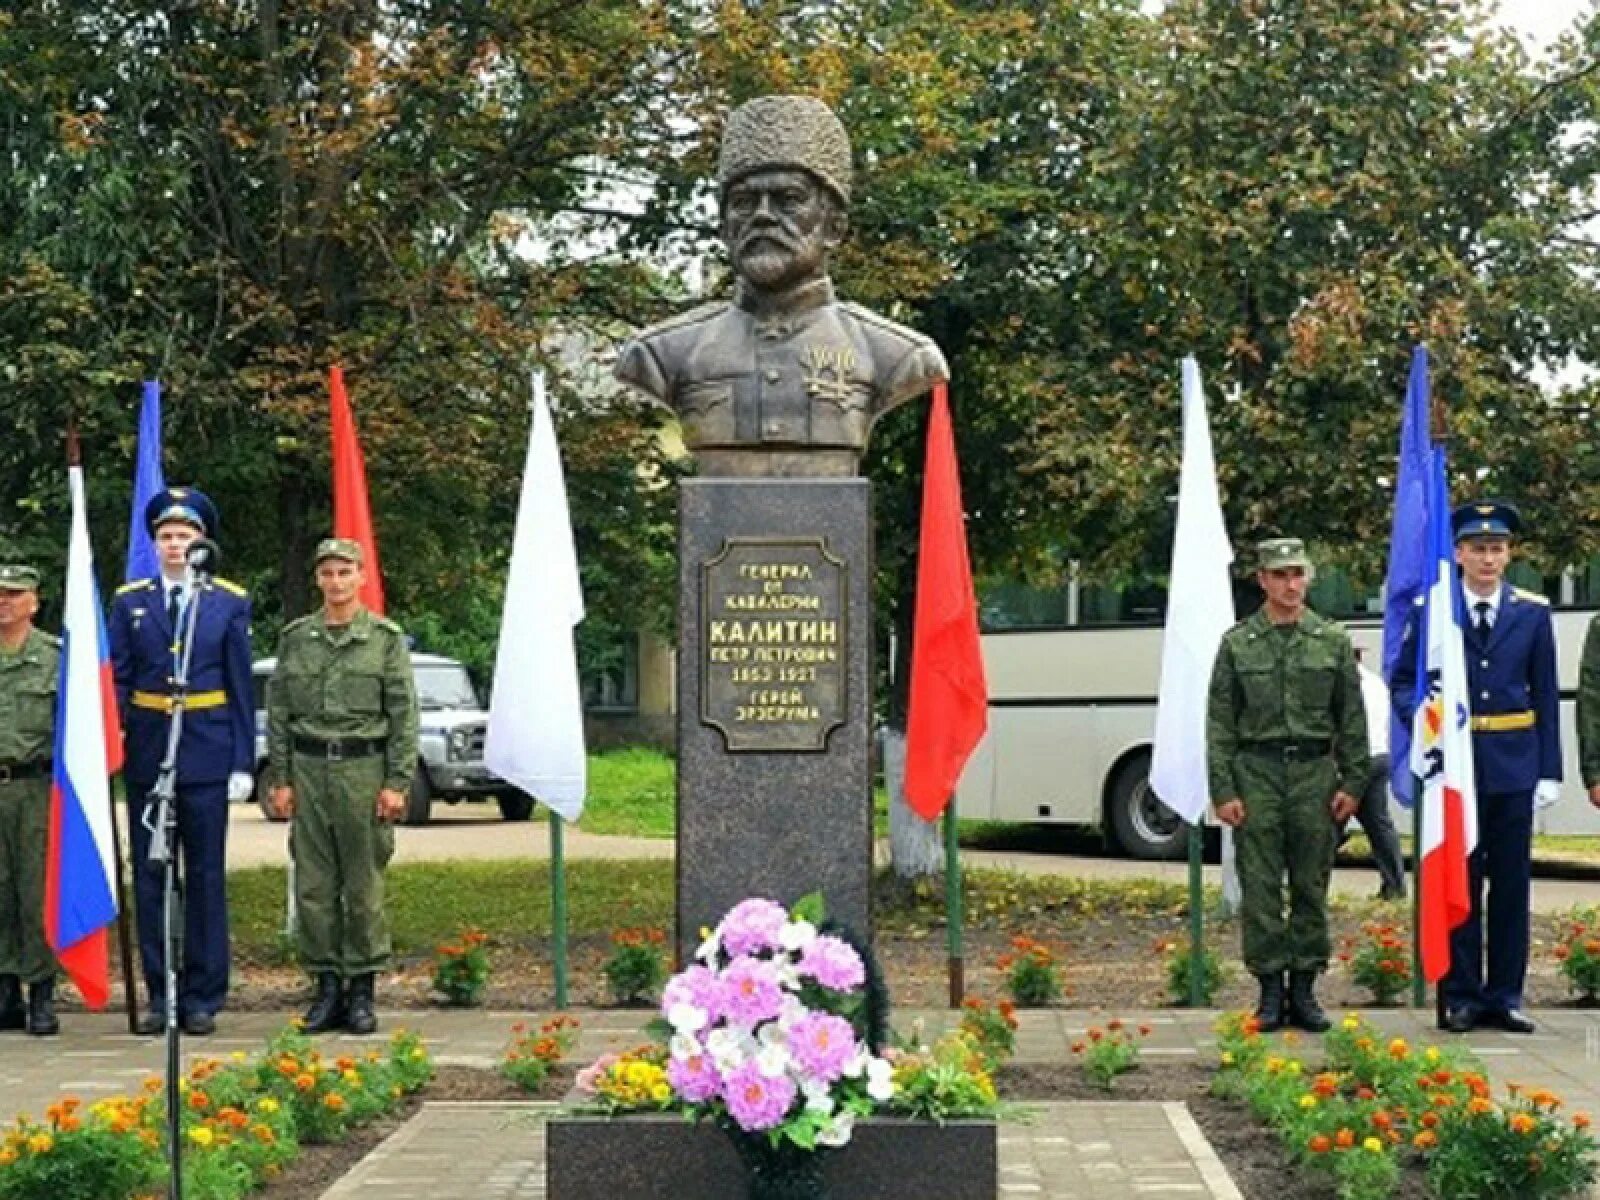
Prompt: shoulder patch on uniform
<box><xmin>838</xmin><ymin>301</ymin><xmax>935</xmax><ymax>345</ymax></box>
<box><xmin>39</xmin><ymin>633</ymin><xmax>62</xmax><ymax>649</ymax></box>
<box><xmin>282</xmin><ymin>613</ymin><xmax>318</xmax><ymax>636</ymax></box>
<box><xmin>1512</xmin><ymin>587</ymin><xmax>1549</xmax><ymax>606</ymax></box>
<box><xmin>116</xmin><ymin>579</ymin><xmax>155</xmax><ymax>596</ymax></box>
<box><xmin>635</xmin><ymin>301</ymin><xmax>730</xmax><ymax>338</ymax></box>
<box><xmin>212</xmin><ymin>577</ymin><xmax>247</xmax><ymax>597</ymax></box>
<box><xmin>372</xmin><ymin>615</ymin><xmax>404</xmax><ymax>636</ymax></box>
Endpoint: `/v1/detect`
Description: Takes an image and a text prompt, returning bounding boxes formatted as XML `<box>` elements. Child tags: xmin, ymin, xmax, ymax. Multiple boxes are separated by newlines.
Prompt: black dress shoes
<box><xmin>183</xmin><ymin>1011</ymin><xmax>217</xmax><ymax>1037</ymax></box>
<box><xmin>1440</xmin><ymin>1006</ymin><xmax>1477</xmax><ymax>1034</ymax></box>
<box><xmin>1488</xmin><ymin>1008</ymin><xmax>1536</xmax><ymax>1034</ymax></box>
<box><xmin>135</xmin><ymin>1010</ymin><xmax>164</xmax><ymax>1036</ymax></box>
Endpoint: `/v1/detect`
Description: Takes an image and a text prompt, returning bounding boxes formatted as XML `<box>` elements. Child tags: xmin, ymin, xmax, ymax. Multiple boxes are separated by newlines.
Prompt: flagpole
<box><xmin>1412</xmin><ymin>791</ymin><xmax>1425</xmax><ymax>1008</ymax></box>
<box><xmin>945</xmin><ymin>804</ymin><xmax>964</xmax><ymax>1007</ymax></box>
<box><xmin>109</xmin><ymin>797</ymin><xmax>141</xmax><ymax>1034</ymax></box>
<box><xmin>551</xmin><ymin>811</ymin><xmax>568</xmax><ymax>1009</ymax></box>
<box><xmin>1187</xmin><ymin>822</ymin><xmax>1205</xmax><ymax>1006</ymax></box>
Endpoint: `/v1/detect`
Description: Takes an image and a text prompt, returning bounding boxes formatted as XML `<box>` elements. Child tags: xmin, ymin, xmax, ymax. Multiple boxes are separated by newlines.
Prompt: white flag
<box><xmin>485</xmin><ymin>373</ymin><xmax>587</xmax><ymax>821</ymax></box>
<box><xmin>1149</xmin><ymin>357</ymin><xmax>1235</xmax><ymax>825</ymax></box>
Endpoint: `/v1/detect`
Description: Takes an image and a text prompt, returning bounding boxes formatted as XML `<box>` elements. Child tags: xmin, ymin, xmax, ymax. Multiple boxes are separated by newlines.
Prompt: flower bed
<box><xmin>0</xmin><ymin>1026</ymin><xmax>433</xmax><ymax>1200</ymax></box>
<box><xmin>1213</xmin><ymin>1011</ymin><xmax>1598</xmax><ymax>1200</ymax></box>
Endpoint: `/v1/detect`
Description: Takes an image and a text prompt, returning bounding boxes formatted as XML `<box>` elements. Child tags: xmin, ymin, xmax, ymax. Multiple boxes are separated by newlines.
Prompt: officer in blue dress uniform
<box><xmin>108</xmin><ymin>488</ymin><xmax>254</xmax><ymax>1036</ymax></box>
<box><xmin>1391</xmin><ymin>501</ymin><xmax>1562</xmax><ymax>1035</ymax></box>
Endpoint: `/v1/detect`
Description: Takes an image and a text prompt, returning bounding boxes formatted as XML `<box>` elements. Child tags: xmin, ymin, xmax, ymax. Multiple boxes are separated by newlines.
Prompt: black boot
<box><xmin>345</xmin><ymin>973</ymin><xmax>377</xmax><ymax>1035</ymax></box>
<box><xmin>0</xmin><ymin>975</ymin><xmax>23</xmax><ymax>1031</ymax></box>
<box><xmin>302</xmin><ymin>973</ymin><xmax>346</xmax><ymax>1034</ymax></box>
<box><xmin>26</xmin><ymin>979</ymin><xmax>59</xmax><ymax>1037</ymax></box>
<box><xmin>1254</xmin><ymin>972</ymin><xmax>1287</xmax><ymax>1032</ymax></box>
<box><xmin>1287</xmin><ymin>970</ymin><xmax>1330</xmax><ymax>1033</ymax></box>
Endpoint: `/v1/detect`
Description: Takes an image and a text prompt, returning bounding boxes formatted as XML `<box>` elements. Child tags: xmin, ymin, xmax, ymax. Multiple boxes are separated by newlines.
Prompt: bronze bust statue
<box><xmin>615</xmin><ymin>95</ymin><xmax>949</xmax><ymax>477</ymax></box>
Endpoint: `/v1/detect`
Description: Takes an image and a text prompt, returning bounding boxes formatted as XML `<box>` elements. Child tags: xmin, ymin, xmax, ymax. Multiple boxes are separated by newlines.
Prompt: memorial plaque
<box><xmin>700</xmin><ymin>537</ymin><xmax>847</xmax><ymax>752</ymax></box>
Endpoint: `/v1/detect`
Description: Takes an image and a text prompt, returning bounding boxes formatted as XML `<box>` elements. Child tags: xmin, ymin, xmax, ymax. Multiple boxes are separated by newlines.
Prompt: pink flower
<box><xmin>718</xmin><ymin>898</ymin><xmax>789</xmax><ymax>958</ymax></box>
<box><xmin>719</xmin><ymin>956</ymin><xmax>786</xmax><ymax>1028</ymax></box>
<box><xmin>798</xmin><ymin>935</ymin><xmax>865</xmax><ymax>992</ymax></box>
<box><xmin>662</xmin><ymin>964</ymin><xmax>721</xmax><ymax>1025</ymax></box>
<box><xmin>724</xmin><ymin>1060</ymin><xmax>797</xmax><ymax>1132</ymax></box>
<box><xmin>788</xmin><ymin>1013</ymin><xmax>857</xmax><ymax>1084</ymax></box>
<box><xmin>667</xmin><ymin>1052</ymin><xmax>722</xmax><ymax>1103</ymax></box>
<box><xmin>574</xmin><ymin>1053</ymin><xmax>618</xmax><ymax>1096</ymax></box>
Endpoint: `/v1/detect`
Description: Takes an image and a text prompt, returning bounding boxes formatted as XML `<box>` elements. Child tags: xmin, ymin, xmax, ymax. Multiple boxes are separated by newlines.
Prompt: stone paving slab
<box><xmin>319</xmin><ymin>1102</ymin><xmax>1241</xmax><ymax>1200</ymax></box>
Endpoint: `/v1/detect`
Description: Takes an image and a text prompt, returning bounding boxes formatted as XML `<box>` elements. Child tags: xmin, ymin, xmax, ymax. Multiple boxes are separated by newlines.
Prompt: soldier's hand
<box><xmin>377</xmin><ymin>788</ymin><xmax>407</xmax><ymax>823</ymax></box>
<box><xmin>1330</xmin><ymin>790</ymin><xmax>1360</xmax><ymax>823</ymax></box>
<box><xmin>1589</xmin><ymin>784</ymin><xmax>1600</xmax><ymax>811</ymax></box>
<box><xmin>1214</xmin><ymin>799</ymin><xmax>1245</xmax><ymax>827</ymax></box>
<box><xmin>269</xmin><ymin>786</ymin><xmax>295</xmax><ymax>819</ymax></box>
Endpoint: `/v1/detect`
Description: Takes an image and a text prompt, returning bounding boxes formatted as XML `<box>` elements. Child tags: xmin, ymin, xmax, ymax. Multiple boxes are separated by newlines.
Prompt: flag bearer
<box><xmin>267</xmin><ymin>539</ymin><xmax>416</xmax><ymax>1035</ymax></box>
<box><xmin>1392</xmin><ymin>502</ymin><xmax>1560</xmax><ymax>1034</ymax></box>
<box><xmin>0</xmin><ymin>564</ymin><xmax>61</xmax><ymax>1036</ymax></box>
<box><xmin>1207</xmin><ymin>538</ymin><xmax>1369</xmax><ymax>1033</ymax></box>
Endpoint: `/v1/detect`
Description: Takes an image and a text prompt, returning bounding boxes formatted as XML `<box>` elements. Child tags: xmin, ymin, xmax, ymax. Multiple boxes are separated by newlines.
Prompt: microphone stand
<box><xmin>145</xmin><ymin>560</ymin><xmax>207</xmax><ymax>1200</ymax></box>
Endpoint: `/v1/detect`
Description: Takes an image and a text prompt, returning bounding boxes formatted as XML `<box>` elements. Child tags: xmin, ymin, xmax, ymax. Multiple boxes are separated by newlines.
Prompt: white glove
<box><xmin>1534</xmin><ymin>779</ymin><xmax>1561</xmax><ymax>811</ymax></box>
<box><xmin>227</xmin><ymin>772</ymin><xmax>255</xmax><ymax>803</ymax></box>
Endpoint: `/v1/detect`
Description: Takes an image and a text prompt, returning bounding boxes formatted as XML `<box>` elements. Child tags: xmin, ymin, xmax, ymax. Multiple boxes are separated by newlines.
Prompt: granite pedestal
<box><xmin>676</xmin><ymin>478</ymin><xmax>872</xmax><ymax>958</ymax></box>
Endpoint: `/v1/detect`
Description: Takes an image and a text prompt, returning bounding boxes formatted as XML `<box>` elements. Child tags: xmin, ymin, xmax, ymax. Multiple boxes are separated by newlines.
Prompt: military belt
<box><xmin>132</xmin><ymin>689</ymin><xmax>227</xmax><ymax>714</ymax></box>
<box><xmin>0</xmin><ymin>759</ymin><xmax>52</xmax><ymax>785</ymax></box>
<box><xmin>1469</xmin><ymin>710</ymin><xmax>1535</xmax><ymax>733</ymax></box>
<box><xmin>292</xmin><ymin>734</ymin><xmax>387</xmax><ymax>762</ymax></box>
<box><xmin>1241</xmin><ymin>739</ymin><xmax>1331</xmax><ymax>761</ymax></box>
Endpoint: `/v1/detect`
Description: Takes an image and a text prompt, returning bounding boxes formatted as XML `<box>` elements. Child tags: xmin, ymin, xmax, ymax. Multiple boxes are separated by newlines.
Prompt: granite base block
<box><xmin>545</xmin><ymin>1113</ymin><xmax>996</xmax><ymax>1199</ymax></box>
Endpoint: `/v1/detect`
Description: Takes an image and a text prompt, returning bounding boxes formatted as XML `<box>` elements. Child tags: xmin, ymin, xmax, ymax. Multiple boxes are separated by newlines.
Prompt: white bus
<box><xmin>955</xmin><ymin>605</ymin><xmax>1600</xmax><ymax>859</ymax></box>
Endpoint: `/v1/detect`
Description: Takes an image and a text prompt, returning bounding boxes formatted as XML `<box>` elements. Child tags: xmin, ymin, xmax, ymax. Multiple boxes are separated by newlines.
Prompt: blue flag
<box><xmin>1381</xmin><ymin>347</ymin><xmax>1435</xmax><ymax>805</ymax></box>
<box><xmin>125</xmin><ymin>380</ymin><xmax>165</xmax><ymax>582</ymax></box>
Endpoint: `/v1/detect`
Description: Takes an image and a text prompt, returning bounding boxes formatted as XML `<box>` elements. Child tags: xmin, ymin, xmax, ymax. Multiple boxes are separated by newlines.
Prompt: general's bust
<box><xmin>614</xmin><ymin>95</ymin><xmax>948</xmax><ymax>478</ymax></box>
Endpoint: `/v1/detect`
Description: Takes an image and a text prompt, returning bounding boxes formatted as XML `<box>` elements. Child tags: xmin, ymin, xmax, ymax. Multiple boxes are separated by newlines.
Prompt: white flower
<box><xmin>695</xmin><ymin>931</ymin><xmax>721</xmax><ymax>964</ymax></box>
<box><xmin>667</xmin><ymin>1002</ymin><xmax>708</xmax><ymax>1036</ymax></box>
<box><xmin>756</xmin><ymin>1040</ymin><xmax>792</xmax><ymax>1079</ymax></box>
<box><xmin>707</xmin><ymin>1027</ymin><xmax>753</xmax><ymax>1073</ymax></box>
<box><xmin>775</xmin><ymin>994</ymin><xmax>808</xmax><ymax>1031</ymax></box>
<box><xmin>779</xmin><ymin>919</ymin><xmax>818</xmax><ymax>953</ymax></box>
<box><xmin>801</xmin><ymin>1078</ymin><xmax>835</xmax><ymax>1115</ymax></box>
<box><xmin>817</xmin><ymin>1111</ymin><xmax>855</xmax><ymax>1147</ymax></box>
<box><xmin>865</xmin><ymin>1056</ymin><xmax>895</xmax><ymax>1102</ymax></box>
<box><xmin>842</xmin><ymin>1049</ymin><xmax>868</xmax><ymax>1079</ymax></box>
<box><xmin>772</xmin><ymin>957</ymin><xmax>802</xmax><ymax>991</ymax></box>
<box><xmin>670</xmin><ymin>1032</ymin><xmax>704</xmax><ymax>1061</ymax></box>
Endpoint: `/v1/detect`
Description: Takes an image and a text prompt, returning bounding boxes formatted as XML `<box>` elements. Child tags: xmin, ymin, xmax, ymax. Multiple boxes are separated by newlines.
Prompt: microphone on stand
<box><xmin>185</xmin><ymin>538</ymin><xmax>221</xmax><ymax>579</ymax></box>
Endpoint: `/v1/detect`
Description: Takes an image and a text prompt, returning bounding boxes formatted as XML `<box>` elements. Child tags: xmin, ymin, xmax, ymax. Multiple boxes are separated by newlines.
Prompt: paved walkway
<box><xmin>4</xmin><ymin>1007</ymin><xmax>1597</xmax><ymax>1198</ymax></box>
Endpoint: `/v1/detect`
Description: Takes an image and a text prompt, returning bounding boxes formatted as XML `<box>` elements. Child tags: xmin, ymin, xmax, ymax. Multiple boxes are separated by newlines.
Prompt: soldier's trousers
<box><xmin>0</xmin><ymin>776</ymin><xmax>54</xmax><ymax>983</ymax></box>
<box><xmin>1235</xmin><ymin>752</ymin><xmax>1339</xmax><ymax>975</ymax></box>
<box><xmin>290</xmin><ymin>754</ymin><xmax>395</xmax><ymax>978</ymax></box>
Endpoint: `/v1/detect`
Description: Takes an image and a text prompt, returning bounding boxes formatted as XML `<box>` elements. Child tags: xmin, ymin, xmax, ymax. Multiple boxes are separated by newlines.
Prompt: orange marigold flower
<box><xmin>1574</xmin><ymin>1113</ymin><xmax>1592</xmax><ymax>1130</ymax></box>
<box><xmin>1413</xmin><ymin>1130</ymin><xmax>1438</xmax><ymax>1150</ymax></box>
<box><xmin>1308</xmin><ymin>1134</ymin><xmax>1332</xmax><ymax>1154</ymax></box>
<box><xmin>294</xmin><ymin>1074</ymin><xmax>316</xmax><ymax>1092</ymax></box>
<box><xmin>1510</xmin><ymin>1113</ymin><xmax>1537</xmax><ymax>1135</ymax></box>
<box><xmin>1335</xmin><ymin>1128</ymin><xmax>1355</xmax><ymax>1149</ymax></box>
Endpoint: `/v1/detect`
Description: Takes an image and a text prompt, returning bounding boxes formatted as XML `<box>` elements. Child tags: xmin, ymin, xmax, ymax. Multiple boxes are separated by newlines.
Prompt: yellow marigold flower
<box><xmin>650</xmin><ymin>1082</ymin><xmax>671</xmax><ymax>1102</ymax></box>
<box><xmin>257</xmin><ymin>1098</ymin><xmax>280</xmax><ymax>1114</ymax></box>
<box><xmin>1299</xmin><ymin>1095</ymin><xmax>1319</xmax><ymax>1109</ymax></box>
<box><xmin>343</xmin><ymin>1070</ymin><xmax>361</xmax><ymax>1084</ymax></box>
<box><xmin>1363</xmin><ymin>1137</ymin><xmax>1384</xmax><ymax>1153</ymax></box>
<box><xmin>0</xmin><ymin>1149</ymin><xmax>14</xmax><ymax>1167</ymax></box>
<box><xmin>27</xmin><ymin>1134</ymin><xmax>53</xmax><ymax>1155</ymax></box>
<box><xmin>188</xmin><ymin>1126</ymin><xmax>214</xmax><ymax>1147</ymax></box>
<box><xmin>1220</xmin><ymin>1051</ymin><xmax>1235</xmax><ymax>1066</ymax></box>
<box><xmin>1424</xmin><ymin>1047</ymin><xmax>1441</xmax><ymax>1064</ymax></box>
<box><xmin>1285</xmin><ymin>1060</ymin><xmax>1303</xmax><ymax>1076</ymax></box>
<box><xmin>1388</xmin><ymin>1039</ymin><xmax>1409</xmax><ymax>1059</ymax></box>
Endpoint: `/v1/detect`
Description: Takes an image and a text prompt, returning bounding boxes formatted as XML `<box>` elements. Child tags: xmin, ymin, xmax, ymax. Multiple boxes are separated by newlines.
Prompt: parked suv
<box><xmin>250</xmin><ymin>652</ymin><xmax>533</xmax><ymax>825</ymax></box>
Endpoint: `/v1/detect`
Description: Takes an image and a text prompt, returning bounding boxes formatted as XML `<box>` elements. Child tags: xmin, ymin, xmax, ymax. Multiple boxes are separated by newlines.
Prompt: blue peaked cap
<box><xmin>1450</xmin><ymin>500</ymin><xmax>1519</xmax><ymax>542</ymax></box>
<box><xmin>144</xmin><ymin>486</ymin><xmax>218</xmax><ymax>538</ymax></box>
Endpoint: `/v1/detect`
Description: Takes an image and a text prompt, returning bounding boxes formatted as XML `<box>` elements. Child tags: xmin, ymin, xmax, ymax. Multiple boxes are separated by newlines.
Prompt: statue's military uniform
<box><xmin>616</xmin><ymin>280</ymin><xmax>947</xmax><ymax>468</ymax></box>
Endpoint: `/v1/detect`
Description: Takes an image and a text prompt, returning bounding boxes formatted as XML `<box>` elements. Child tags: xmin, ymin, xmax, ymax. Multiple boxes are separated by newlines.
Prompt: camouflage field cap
<box><xmin>0</xmin><ymin>564</ymin><xmax>40</xmax><ymax>591</ymax></box>
<box><xmin>313</xmin><ymin>537</ymin><xmax>364</xmax><ymax>566</ymax></box>
<box><xmin>1257</xmin><ymin>537</ymin><xmax>1311</xmax><ymax>571</ymax></box>
<box><xmin>718</xmin><ymin>95</ymin><xmax>853</xmax><ymax>206</ymax></box>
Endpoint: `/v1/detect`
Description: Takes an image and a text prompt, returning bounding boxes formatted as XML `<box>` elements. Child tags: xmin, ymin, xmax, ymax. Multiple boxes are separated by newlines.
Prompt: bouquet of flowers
<box><xmin>657</xmin><ymin>894</ymin><xmax>894</xmax><ymax>1196</ymax></box>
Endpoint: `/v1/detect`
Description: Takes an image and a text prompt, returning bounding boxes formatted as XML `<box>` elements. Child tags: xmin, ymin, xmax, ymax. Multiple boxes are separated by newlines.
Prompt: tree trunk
<box><xmin>882</xmin><ymin>727</ymin><xmax>943</xmax><ymax>879</ymax></box>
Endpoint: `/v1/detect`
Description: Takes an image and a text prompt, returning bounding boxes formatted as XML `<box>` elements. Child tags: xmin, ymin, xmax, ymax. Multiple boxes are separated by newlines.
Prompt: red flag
<box><xmin>903</xmin><ymin>382</ymin><xmax>988</xmax><ymax>820</ymax></box>
<box><xmin>329</xmin><ymin>364</ymin><xmax>386</xmax><ymax>614</ymax></box>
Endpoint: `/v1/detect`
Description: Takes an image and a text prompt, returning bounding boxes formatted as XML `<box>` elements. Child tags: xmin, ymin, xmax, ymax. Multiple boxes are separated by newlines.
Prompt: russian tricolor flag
<box><xmin>1409</xmin><ymin>417</ymin><xmax>1478</xmax><ymax>982</ymax></box>
<box><xmin>44</xmin><ymin>466</ymin><xmax>124</xmax><ymax>1009</ymax></box>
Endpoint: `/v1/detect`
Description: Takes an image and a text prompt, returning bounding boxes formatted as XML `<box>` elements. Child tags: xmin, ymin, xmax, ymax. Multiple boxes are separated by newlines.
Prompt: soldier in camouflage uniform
<box><xmin>0</xmin><ymin>564</ymin><xmax>61</xmax><ymax>1036</ymax></box>
<box><xmin>1207</xmin><ymin>538</ymin><xmax>1368</xmax><ymax>1032</ymax></box>
<box><xmin>267</xmin><ymin>539</ymin><xmax>417</xmax><ymax>1035</ymax></box>
<box><xmin>1582</xmin><ymin>611</ymin><xmax>1600</xmax><ymax>814</ymax></box>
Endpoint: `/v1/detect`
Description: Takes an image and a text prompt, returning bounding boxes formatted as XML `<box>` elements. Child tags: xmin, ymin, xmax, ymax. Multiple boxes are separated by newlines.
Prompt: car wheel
<box><xmin>497</xmin><ymin>792</ymin><xmax>535</xmax><ymax>822</ymax></box>
<box><xmin>403</xmin><ymin>769</ymin><xmax>432</xmax><ymax>826</ymax></box>
<box><xmin>256</xmin><ymin>773</ymin><xmax>287</xmax><ymax>823</ymax></box>
<box><xmin>1106</xmin><ymin>751</ymin><xmax>1186</xmax><ymax>860</ymax></box>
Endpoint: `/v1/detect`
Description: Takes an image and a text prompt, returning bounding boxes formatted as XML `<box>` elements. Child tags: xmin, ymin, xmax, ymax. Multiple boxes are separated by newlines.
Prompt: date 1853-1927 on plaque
<box><xmin>700</xmin><ymin>537</ymin><xmax>847</xmax><ymax>752</ymax></box>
